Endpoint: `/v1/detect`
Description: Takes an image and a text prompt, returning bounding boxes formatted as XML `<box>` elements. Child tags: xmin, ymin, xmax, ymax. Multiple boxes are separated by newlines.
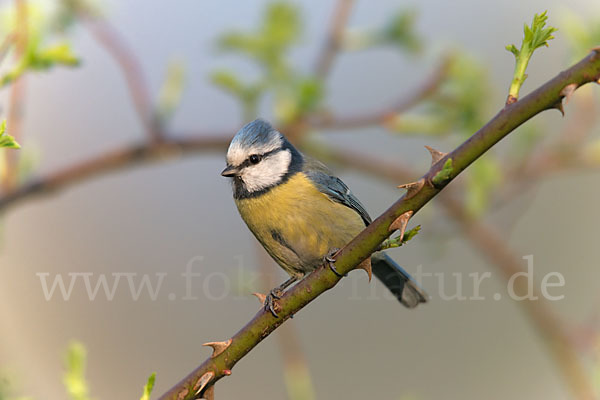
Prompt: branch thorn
<box><xmin>424</xmin><ymin>145</ymin><xmax>447</xmax><ymax>166</ymax></box>
<box><xmin>355</xmin><ymin>257</ymin><xmax>372</xmax><ymax>282</ymax></box>
<box><xmin>252</xmin><ymin>292</ymin><xmax>267</xmax><ymax>304</ymax></box>
<box><xmin>193</xmin><ymin>371</ymin><xmax>215</xmax><ymax>396</ymax></box>
<box><xmin>560</xmin><ymin>83</ymin><xmax>578</xmax><ymax>105</ymax></box>
<box><xmin>397</xmin><ymin>179</ymin><xmax>424</xmax><ymax>199</ymax></box>
<box><xmin>202</xmin><ymin>339</ymin><xmax>232</xmax><ymax>358</ymax></box>
<box><xmin>550</xmin><ymin>100</ymin><xmax>564</xmax><ymax>116</ymax></box>
<box><xmin>388</xmin><ymin>210</ymin><xmax>414</xmax><ymax>242</ymax></box>
<box><xmin>223</xmin><ymin>369</ymin><xmax>232</xmax><ymax>376</ymax></box>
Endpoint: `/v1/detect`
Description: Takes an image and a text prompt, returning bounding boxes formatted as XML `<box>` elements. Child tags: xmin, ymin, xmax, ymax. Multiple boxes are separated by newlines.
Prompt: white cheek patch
<box><xmin>241</xmin><ymin>150</ymin><xmax>292</xmax><ymax>192</ymax></box>
<box><xmin>227</xmin><ymin>136</ymin><xmax>283</xmax><ymax>167</ymax></box>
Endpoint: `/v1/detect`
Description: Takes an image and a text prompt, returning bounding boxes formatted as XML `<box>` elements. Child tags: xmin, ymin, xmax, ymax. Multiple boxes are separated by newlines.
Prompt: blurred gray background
<box><xmin>1</xmin><ymin>0</ymin><xmax>599</xmax><ymax>399</ymax></box>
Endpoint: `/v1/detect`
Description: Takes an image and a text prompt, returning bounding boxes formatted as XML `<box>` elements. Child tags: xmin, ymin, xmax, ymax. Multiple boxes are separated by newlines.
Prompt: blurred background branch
<box><xmin>1</xmin><ymin>1</ymin><xmax>600</xmax><ymax>399</ymax></box>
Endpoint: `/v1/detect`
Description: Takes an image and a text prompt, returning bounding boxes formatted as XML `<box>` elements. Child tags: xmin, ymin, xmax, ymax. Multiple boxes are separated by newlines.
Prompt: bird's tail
<box><xmin>371</xmin><ymin>252</ymin><xmax>428</xmax><ymax>308</ymax></box>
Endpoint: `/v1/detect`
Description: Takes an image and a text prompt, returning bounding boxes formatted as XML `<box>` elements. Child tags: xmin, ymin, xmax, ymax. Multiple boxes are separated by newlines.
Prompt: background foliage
<box><xmin>0</xmin><ymin>0</ymin><xmax>599</xmax><ymax>399</ymax></box>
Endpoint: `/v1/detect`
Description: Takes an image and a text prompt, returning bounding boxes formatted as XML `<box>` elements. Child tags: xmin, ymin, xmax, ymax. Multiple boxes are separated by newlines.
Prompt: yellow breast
<box><xmin>235</xmin><ymin>173</ymin><xmax>366</xmax><ymax>276</ymax></box>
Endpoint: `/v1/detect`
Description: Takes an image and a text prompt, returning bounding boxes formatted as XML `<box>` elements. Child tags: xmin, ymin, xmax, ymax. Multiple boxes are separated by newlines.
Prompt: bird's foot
<box><xmin>325</xmin><ymin>248</ymin><xmax>347</xmax><ymax>277</ymax></box>
<box><xmin>264</xmin><ymin>288</ymin><xmax>284</xmax><ymax>317</ymax></box>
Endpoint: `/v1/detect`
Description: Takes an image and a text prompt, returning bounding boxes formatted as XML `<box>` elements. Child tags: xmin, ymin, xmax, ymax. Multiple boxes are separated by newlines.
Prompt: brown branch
<box><xmin>256</xmin><ymin>249</ymin><xmax>316</xmax><ymax>400</ymax></box>
<box><xmin>74</xmin><ymin>6</ymin><xmax>162</xmax><ymax>142</ymax></box>
<box><xmin>312</xmin><ymin>55</ymin><xmax>452</xmax><ymax>130</ymax></box>
<box><xmin>0</xmin><ymin>134</ymin><xmax>231</xmax><ymax>213</ymax></box>
<box><xmin>157</xmin><ymin>49</ymin><xmax>600</xmax><ymax>400</ymax></box>
<box><xmin>313</xmin><ymin>0</ymin><xmax>355</xmax><ymax>79</ymax></box>
<box><xmin>316</xmin><ymin>145</ymin><xmax>594</xmax><ymax>400</ymax></box>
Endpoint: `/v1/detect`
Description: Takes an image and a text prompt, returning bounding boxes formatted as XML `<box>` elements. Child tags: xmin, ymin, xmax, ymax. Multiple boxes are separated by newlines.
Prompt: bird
<box><xmin>221</xmin><ymin>118</ymin><xmax>427</xmax><ymax>316</ymax></box>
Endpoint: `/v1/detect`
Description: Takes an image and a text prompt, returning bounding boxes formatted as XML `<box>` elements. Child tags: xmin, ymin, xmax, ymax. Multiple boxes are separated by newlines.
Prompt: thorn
<box><xmin>194</xmin><ymin>371</ymin><xmax>215</xmax><ymax>396</ymax></box>
<box><xmin>388</xmin><ymin>211</ymin><xmax>413</xmax><ymax>242</ymax></box>
<box><xmin>223</xmin><ymin>369</ymin><xmax>232</xmax><ymax>376</ymax></box>
<box><xmin>560</xmin><ymin>83</ymin><xmax>578</xmax><ymax>105</ymax></box>
<box><xmin>252</xmin><ymin>292</ymin><xmax>266</xmax><ymax>305</ymax></box>
<box><xmin>550</xmin><ymin>100</ymin><xmax>564</xmax><ymax>116</ymax></box>
<box><xmin>356</xmin><ymin>258</ymin><xmax>372</xmax><ymax>282</ymax></box>
<box><xmin>397</xmin><ymin>179</ymin><xmax>424</xmax><ymax>199</ymax></box>
<box><xmin>424</xmin><ymin>145</ymin><xmax>447</xmax><ymax>166</ymax></box>
<box><xmin>202</xmin><ymin>339</ymin><xmax>232</xmax><ymax>358</ymax></box>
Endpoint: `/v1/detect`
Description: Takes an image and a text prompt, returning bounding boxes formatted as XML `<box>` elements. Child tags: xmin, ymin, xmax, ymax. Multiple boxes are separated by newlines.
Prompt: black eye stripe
<box><xmin>239</xmin><ymin>148</ymin><xmax>281</xmax><ymax>168</ymax></box>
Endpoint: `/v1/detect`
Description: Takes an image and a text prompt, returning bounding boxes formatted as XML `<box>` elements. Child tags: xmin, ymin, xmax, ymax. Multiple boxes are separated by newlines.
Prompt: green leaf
<box><xmin>561</xmin><ymin>12</ymin><xmax>600</xmax><ymax>61</ymax></box>
<box><xmin>0</xmin><ymin>120</ymin><xmax>20</xmax><ymax>149</ymax></box>
<box><xmin>0</xmin><ymin>3</ymin><xmax>81</xmax><ymax>87</ymax></box>
<box><xmin>157</xmin><ymin>59</ymin><xmax>186</xmax><ymax>123</ymax></box>
<box><xmin>215</xmin><ymin>1</ymin><xmax>299</xmax><ymax>80</ymax></box>
<box><xmin>525</xmin><ymin>11</ymin><xmax>557</xmax><ymax>51</ymax></box>
<box><xmin>379</xmin><ymin>9</ymin><xmax>422</xmax><ymax>53</ymax></box>
<box><xmin>34</xmin><ymin>41</ymin><xmax>80</xmax><ymax>67</ymax></box>
<box><xmin>63</xmin><ymin>341</ymin><xmax>92</xmax><ymax>400</ymax></box>
<box><xmin>211</xmin><ymin>70</ymin><xmax>245</xmax><ymax>95</ymax></box>
<box><xmin>505</xmin><ymin>44</ymin><xmax>519</xmax><ymax>56</ymax></box>
<box><xmin>380</xmin><ymin>225</ymin><xmax>421</xmax><ymax>249</ymax></box>
<box><xmin>262</xmin><ymin>2</ymin><xmax>300</xmax><ymax>48</ymax></box>
<box><xmin>506</xmin><ymin>11</ymin><xmax>557</xmax><ymax>100</ymax></box>
<box><xmin>295</xmin><ymin>77</ymin><xmax>322</xmax><ymax>113</ymax></box>
<box><xmin>432</xmin><ymin>158</ymin><xmax>453</xmax><ymax>186</ymax></box>
<box><xmin>465</xmin><ymin>156</ymin><xmax>502</xmax><ymax>216</ymax></box>
<box><xmin>139</xmin><ymin>373</ymin><xmax>156</xmax><ymax>400</ymax></box>
<box><xmin>430</xmin><ymin>53</ymin><xmax>490</xmax><ymax>136</ymax></box>
<box><xmin>210</xmin><ymin>70</ymin><xmax>265</xmax><ymax>120</ymax></box>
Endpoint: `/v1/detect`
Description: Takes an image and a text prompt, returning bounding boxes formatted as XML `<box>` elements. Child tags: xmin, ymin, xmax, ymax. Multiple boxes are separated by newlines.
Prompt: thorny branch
<box><xmin>0</xmin><ymin>44</ymin><xmax>598</xmax><ymax>400</ymax></box>
<box><xmin>1</xmin><ymin>2</ymin><xmax>599</xmax><ymax>398</ymax></box>
<box><xmin>322</xmin><ymin>146</ymin><xmax>595</xmax><ymax>400</ymax></box>
<box><xmin>155</xmin><ymin>50</ymin><xmax>600</xmax><ymax>400</ymax></box>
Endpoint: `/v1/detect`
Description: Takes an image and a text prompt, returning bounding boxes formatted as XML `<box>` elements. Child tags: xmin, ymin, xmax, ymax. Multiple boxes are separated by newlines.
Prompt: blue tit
<box><xmin>221</xmin><ymin>118</ymin><xmax>427</xmax><ymax>315</ymax></box>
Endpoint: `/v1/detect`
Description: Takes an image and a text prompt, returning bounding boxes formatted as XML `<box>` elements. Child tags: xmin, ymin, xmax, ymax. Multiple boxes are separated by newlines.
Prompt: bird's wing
<box><xmin>303</xmin><ymin>156</ymin><xmax>372</xmax><ymax>226</ymax></box>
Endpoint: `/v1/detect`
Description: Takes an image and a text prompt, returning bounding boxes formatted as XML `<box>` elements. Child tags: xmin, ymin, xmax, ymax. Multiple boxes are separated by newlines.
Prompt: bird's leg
<box><xmin>265</xmin><ymin>276</ymin><xmax>298</xmax><ymax>317</ymax></box>
<box><xmin>325</xmin><ymin>248</ymin><xmax>347</xmax><ymax>277</ymax></box>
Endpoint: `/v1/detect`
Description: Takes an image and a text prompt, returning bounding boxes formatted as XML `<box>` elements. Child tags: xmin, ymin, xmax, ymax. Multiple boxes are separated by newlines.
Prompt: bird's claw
<box><xmin>264</xmin><ymin>288</ymin><xmax>283</xmax><ymax>317</ymax></box>
<box><xmin>325</xmin><ymin>248</ymin><xmax>347</xmax><ymax>277</ymax></box>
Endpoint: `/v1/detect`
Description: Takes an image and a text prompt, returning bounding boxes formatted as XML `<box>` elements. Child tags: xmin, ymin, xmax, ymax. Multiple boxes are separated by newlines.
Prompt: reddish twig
<box><xmin>314</xmin><ymin>0</ymin><xmax>355</xmax><ymax>79</ymax></box>
<box><xmin>312</xmin><ymin>55</ymin><xmax>452</xmax><ymax>130</ymax></box>
<box><xmin>75</xmin><ymin>7</ymin><xmax>162</xmax><ymax>142</ymax></box>
<box><xmin>0</xmin><ymin>134</ymin><xmax>231</xmax><ymax>213</ymax></box>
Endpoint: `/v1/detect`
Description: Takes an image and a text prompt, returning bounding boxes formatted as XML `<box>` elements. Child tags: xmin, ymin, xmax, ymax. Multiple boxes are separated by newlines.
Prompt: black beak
<box><xmin>221</xmin><ymin>165</ymin><xmax>238</xmax><ymax>177</ymax></box>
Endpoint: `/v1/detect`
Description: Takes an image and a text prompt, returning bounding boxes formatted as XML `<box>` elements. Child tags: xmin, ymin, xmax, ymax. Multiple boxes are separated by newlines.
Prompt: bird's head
<box><xmin>221</xmin><ymin>119</ymin><xmax>302</xmax><ymax>197</ymax></box>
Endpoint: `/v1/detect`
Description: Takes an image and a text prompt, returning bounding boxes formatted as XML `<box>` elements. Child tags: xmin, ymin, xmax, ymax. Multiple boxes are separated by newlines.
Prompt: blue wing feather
<box><xmin>303</xmin><ymin>156</ymin><xmax>372</xmax><ymax>226</ymax></box>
